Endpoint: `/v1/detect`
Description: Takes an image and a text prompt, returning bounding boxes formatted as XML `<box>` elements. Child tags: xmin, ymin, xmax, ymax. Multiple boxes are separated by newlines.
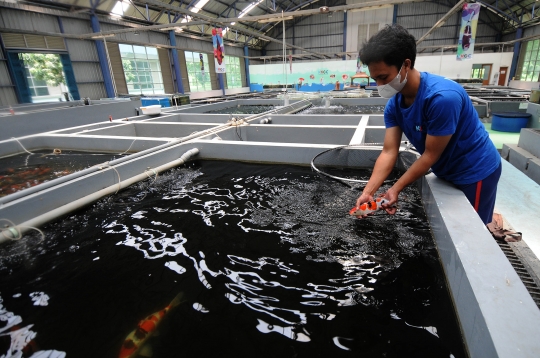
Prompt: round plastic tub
<box><xmin>491</xmin><ymin>112</ymin><xmax>531</xmax><ymax>132</ymax></box>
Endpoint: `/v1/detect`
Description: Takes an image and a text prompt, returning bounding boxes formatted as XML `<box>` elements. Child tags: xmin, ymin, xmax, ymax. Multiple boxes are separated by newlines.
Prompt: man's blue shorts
<box><xmin>455</xmin><ymin>161</ymin><xmax>502</xmax><ymax>225</ymax></box>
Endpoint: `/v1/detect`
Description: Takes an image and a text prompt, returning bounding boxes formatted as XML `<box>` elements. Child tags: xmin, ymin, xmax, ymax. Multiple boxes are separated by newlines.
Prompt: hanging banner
<box><xmin>457</xmin><ymin>3</ymin><xmax>481</xmax><ymax>61</ymax></box>
<box><xmin>289</xmin><ymin>54</ymin><xmax>292</xmax><ymax>73</ymax></box>
<box><xmin>212</xmin><ymin>28</ymin><xmax>226</xmax><ymax>73</ymax></box>
<box><xmin>199</xmin><ymin>53</ymin><xmax>204</xmax><ymax>76</ymax></box>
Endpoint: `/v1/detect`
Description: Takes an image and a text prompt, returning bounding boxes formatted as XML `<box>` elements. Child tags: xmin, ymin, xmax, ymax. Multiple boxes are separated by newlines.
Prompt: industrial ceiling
<box><xmin>7</xmin><ymin>0</ymin><xmax>540</xmax><ymax>56</ymax></box>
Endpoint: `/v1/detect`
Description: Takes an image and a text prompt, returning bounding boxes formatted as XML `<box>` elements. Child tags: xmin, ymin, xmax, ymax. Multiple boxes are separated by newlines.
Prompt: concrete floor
<box><xmin>484</xmin><ymin>122</ymin><xmax>521</xmax><ymax>150</ymax></box>
<box><xmin>484</xmin><ymin>124</ymin><xmax>540</xmax><ymax>262</ymax></box>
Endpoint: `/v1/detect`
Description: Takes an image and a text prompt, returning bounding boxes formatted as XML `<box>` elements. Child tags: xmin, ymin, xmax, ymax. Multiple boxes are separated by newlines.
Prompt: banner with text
<box><xmin>212</xmin><ymin>28</ymin><xmax>226</xmax><ymax>73</ymax></box>
<box><xmin>457</xmin><ymin>3</ymin><xmax>481</xmax><ymax>61</ymax></box>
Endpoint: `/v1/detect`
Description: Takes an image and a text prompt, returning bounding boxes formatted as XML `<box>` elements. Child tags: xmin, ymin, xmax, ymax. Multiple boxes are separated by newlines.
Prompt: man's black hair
<box><xmin>359</xmin><ymin>24</ymin><xmax>417</xmax><ymax>69</ymax></box>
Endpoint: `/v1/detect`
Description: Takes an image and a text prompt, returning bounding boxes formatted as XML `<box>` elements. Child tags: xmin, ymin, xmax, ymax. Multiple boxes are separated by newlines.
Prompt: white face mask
<box><xmin>377</xmin><ymin>64</ymin><xmax>408</xmax><ymax>98</ymax></box>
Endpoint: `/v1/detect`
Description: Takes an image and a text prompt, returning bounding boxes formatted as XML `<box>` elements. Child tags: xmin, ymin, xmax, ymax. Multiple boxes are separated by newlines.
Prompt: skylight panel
<box><xmin>111</xmin><ymin>0</ymin><xmax>129</xmax><ymax>17</ymax></box>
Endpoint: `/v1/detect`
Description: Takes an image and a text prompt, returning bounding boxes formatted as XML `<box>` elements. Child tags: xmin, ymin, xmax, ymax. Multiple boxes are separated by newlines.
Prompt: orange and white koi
<box><xmin>119</xmin><ymin>292</ymin><xmax>185</xmax><ymax>358</ymax></box>
<box><xmin>349</xmin><ymin>197</ymin><xmax>389</xmax><ymax>217</ymax></box>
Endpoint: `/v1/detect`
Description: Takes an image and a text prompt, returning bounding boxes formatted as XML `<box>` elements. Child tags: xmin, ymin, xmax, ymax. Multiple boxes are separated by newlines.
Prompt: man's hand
<box><xmin>381</xmin><ymin>187</ymin><xmax>399</xmax><ymax>215</ymax></box>
<box><xmin>353</xmin><ymin>193</ymin><xmax>375</xmax><ymax>218</ymax></box>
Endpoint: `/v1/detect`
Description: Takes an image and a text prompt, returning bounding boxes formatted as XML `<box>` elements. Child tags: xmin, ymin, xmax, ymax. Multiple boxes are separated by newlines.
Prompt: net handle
<box><xmin>310</xmin><ymin>142</ymin><xmax>415</xmax><ymax>185</ymax></box>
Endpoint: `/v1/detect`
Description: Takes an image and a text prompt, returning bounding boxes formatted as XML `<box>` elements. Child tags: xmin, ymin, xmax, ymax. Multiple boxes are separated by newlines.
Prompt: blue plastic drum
<box><xmin>491</xmin><ymin>112</ymin><xmax>531</xmax><ymax>132</ymax></box>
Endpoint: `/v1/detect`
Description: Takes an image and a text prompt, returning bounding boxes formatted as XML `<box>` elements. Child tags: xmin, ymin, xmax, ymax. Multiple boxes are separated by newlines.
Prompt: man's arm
<box><xmin>383</xmin><ymin>133</ymin><xmax>452</xmax><ymax>213</ymax></box>
<box><xmin>356</xmin><ymin>126</ymin><xmax>402</xmax><ymax>207</ymax></box>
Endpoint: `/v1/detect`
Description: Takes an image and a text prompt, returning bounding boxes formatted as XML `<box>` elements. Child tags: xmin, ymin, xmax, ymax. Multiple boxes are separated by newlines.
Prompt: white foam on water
<box><xmin>30</xmin><ymin>292</ymin><xmax>49</xmax><ymax>306</ymax></box>
<box><xmin>165</xmin><ymin>261</ymin><xmax>186</xmax><ymax>274</ymax></box>
<box><xmin>0</xmin><ymin>295</ymin><xmax>65</xmax><ymax>357</ymax></box>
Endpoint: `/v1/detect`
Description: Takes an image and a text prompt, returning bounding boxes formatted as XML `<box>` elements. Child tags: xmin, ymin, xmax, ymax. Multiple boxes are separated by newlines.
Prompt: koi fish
<box><xmin>119</xmin><ymin>292</ymin><xmax>185</xmax><ymax>358</ymax></box>
<box><xmin>342</xmin><ymin>74</ymin><xmax>349</xmax><ymax>80</ymax></box>
<box><xmin>330</xmin><ymin>74</ymin><xmax>335</xmax><ymax>78</ymax></box>
<box><xmin>349</xmin><ymin>197</ymin><xmax>389</xmax><ymax>217</ymax></box>
<box><xmin>309</xmin><ymin>74</ymin><xmax>315</xmax><ymax>79</ymax></box>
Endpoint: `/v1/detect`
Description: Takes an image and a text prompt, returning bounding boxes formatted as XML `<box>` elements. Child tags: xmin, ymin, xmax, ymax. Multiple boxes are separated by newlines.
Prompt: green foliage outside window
<box><xmin>122</xmin><ymin>59</ymin><xmax>136</xmax><ymax>83</ymax></box>
<box><xmin>20</xmin><ymin>53</ymin><xmax>65</xmax><ymax>87</ymax></box>
<box><xmin>226</xmin><ymin>56</ymin><xmax>242</xmax><ymax>89</ymax></box>
<box><xmin>119</xmin><ymin>44</ymin><xmax>164</xmax><ymax>95</ymax></box>
<box><xmin>519</xmin><ymin>39</ymin><xmax>540</xmax><ymax>81</ymax></box>
<box><xmin>185</xmin><ymin>51</ymin><xmax>212</xmax><ymax>92</ymax></box>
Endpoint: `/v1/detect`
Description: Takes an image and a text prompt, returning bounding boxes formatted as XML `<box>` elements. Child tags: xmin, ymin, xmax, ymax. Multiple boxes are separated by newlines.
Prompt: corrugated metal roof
<box><xmin>7</xmin><ymin>0</ymin><xmax>540</xmax><ymax>58</ymax></box>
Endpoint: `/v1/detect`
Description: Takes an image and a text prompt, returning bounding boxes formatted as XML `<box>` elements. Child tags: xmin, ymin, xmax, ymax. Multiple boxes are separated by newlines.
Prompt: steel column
<box><xmin>509</xmin><ymin>27</ymin><xmax>523</xmax><ymax>83</ymax></box>
<box><xmin>169</xmin><ymin>30</ymin><xmax>184</xmax><ymax>93</ymax></box>
<box><xmin>342</xmin><ymin>11</ymin><xmax>347</xmax><ymax>60</ymax></box>
<box><xmin>244</xmin><ymin>45</ymin><xmax>251</xmax><ymax>87</ymax></box>
<box><xmin>218</xmin><ymin>73</ymin><xmax>225</xmax><ymax>95</ymax></box>
<box><xmin>90</xmin><ymin>14</ymin><xmax>115</xmax><ymax>98</ymax></box>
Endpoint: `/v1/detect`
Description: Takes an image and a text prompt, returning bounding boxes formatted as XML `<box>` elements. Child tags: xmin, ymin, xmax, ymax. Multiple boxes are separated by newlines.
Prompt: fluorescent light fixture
<box><xmin>176</xmin><ymin>0</ymin><xmax>209</xmax><ymax>30</ymax></box>
<box><xmin>192</xmin><ymin>0</ymin><xmax>210</xmax><ymax>13</ymax></box>
<box><xmin>258</xmin><ymin>16</ymin><xmax>293</xmax><ymax>23</ymax></box>
<box><xmin>160</xmin><ymin>27</ymin><xmax>179</xmax><ymax>31</ymax></box>
<box><xmin>223</xmin><ymin>0</ymin><xmax>263</xmax><ymax>31</ymax></box>
<box><xmin>350</xmin><ymin>4</ymin><xmax>391</xmax><ymax>12</ymax></box>
<box><xmin>239</xmin><ymin>0</ymin><xmax>264</xmax><ymax>19</ymax></box>
<box><xmin>91</xmin><ymin>34</ymin><xmax>116</xmax><ymax>39</ymax></box>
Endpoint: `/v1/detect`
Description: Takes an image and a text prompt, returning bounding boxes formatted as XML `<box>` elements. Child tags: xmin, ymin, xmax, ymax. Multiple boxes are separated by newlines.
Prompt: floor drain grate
<box><xmin>496</xmin><ymin>240</ymin><xmax>540</xmax><ymax>309</ymax></box>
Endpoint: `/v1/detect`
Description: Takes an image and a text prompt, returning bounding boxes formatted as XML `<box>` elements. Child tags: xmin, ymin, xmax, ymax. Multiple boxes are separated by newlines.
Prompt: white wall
<box><xmin>249</xmin><ymin>52</ymin><xmax>514</xmax><ymax>87</ymax></box>
<box><xmin>188</xmin><ymin>87</ymin><xmax>250</xmax><ymax>100</ymax></box>
<box><xmin>416</xmin><ymin>52</ymin><xmax>514</xmax><ymax>84</ymax></box>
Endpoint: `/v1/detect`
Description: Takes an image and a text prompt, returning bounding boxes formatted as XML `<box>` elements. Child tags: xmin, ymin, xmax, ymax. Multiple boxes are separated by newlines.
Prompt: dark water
<box><xmin>300</xmin><ymin>105</ymin><xmax>386</xmax><ymax>115</ymax></box>
<box><xmin>0</xmin><ymin>150</ymin><xmax>121</xmax><ymax>198</ymax></box>
<box><xmin>205</xmin><ymin>105</ymin><xmax>276</xmax><ymax>115</ymax></box>
<box><xmin>0</xmin><ymin>161</ymin><xmax>465</xmax><ymax>358</ymax></box>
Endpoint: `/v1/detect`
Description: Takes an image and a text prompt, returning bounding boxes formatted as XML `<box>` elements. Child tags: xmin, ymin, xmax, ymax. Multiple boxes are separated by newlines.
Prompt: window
<box><xmin>185</xmin><ymin>51</ymin><xmax>212</xmax><ymax>92</ymax></box>
<box><xmin>225</xmin><ymin>56</ymin><xmax>242</xmax><ymax>88</ymax></box>
<box><xmin>20</xmin><ymin>53</ymin><xmax>66</xmax><ymax>102</ymax></box>
<box><xmin>518</xmin><ymin>39</ymin><xmax>540</xmax><ymax>82</ymax></box>
<box><xmin>25</xmin><ymin>66</ymin><xmax>50</xmax><ymax>97</ymax></box>
<box><xmin>471</xmin><ymin>64</ymin><xmax>484</xmax><ymax>79</ymax></box>
<box><xmin>119</xmin><ymin>44</ymin><xmax>164</xmax><ymax>95</ymax></box>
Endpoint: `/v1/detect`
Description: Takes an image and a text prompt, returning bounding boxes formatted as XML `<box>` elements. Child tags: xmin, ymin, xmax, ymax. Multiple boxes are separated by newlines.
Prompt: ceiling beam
<box><xmin>143</xmin><ymin>0</ymin><xmax>424</xmax><ymax>25</ymax></box>
<box><xmin>416</xmin><ymin>0</ymin><xmax>466</xmax><ymax>45</ymax></box>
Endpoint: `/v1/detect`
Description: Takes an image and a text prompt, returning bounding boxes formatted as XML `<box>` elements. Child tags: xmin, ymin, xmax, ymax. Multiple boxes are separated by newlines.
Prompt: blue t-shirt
<box><xmin>384</xmin><ymin>72</ymin><xmax>500</xmax><ymax>185</ymax></box>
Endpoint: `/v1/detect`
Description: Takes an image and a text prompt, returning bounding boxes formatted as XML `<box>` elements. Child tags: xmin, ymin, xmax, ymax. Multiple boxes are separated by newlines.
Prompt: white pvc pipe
<box><xmin>1</xmin><ymin>148</ymin><xmax>199</xmax><ymax>243</ymax></box>
<box><xmin>0</xmin><ymin>100</ymin><xmax>312</xmax><ymax>206</ymax></box>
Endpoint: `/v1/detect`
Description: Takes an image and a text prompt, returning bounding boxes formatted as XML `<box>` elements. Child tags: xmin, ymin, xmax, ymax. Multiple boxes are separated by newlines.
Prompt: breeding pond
<box><xmin>0</xmin><ymin>150</ymin><xmax>121</xmax><ymax>198</ymax></box>
<box><xmin>299</xmin><ymin>105</ymin><xmax>386</xmax><ymax>115</ymax></box>
<box><xmin>205</xmin><ymin>105</ymin><xmax>276</xmax><ymax>115</ymax></box>
<box><xmin>0</xmin><ymin>161</ymin><xmax>465</xmax><ymax>358</ymax></box>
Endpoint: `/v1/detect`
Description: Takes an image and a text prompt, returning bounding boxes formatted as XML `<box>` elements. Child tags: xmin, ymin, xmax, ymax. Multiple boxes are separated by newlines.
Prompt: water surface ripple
<box><xmin>0</xmin><ymin>160</ymin><xmax>464</xmax><ymax>358</ymax></box>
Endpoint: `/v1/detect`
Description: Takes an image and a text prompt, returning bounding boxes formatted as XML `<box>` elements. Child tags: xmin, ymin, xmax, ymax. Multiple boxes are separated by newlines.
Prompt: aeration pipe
<box><xmin>0</xmin><ymin>148</ymin><xmax>199</xmax><ymax>244</ymax></box>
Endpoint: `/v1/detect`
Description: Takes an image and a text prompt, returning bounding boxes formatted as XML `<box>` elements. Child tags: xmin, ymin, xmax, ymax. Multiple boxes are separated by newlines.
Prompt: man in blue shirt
<box><xmin>355</xmin><ymin>24</ymin><xmax>501</xmax><ymax>225</ymax></box>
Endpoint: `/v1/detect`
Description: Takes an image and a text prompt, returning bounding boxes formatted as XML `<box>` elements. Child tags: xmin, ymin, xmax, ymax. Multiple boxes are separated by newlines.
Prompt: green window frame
<box><xmin>185</xmin><ymin>51</ymin><xmax>212</xmax><ymax>92</ymax></box>
<box><xmin>119</xmin><ymin>44</ymin><xmax>164</xmax><ymax>95</ymax></box>
<box><xmin>225</xmin><ymin>56</ymin><xmax>242</xmax><ymax>89</ymax></box>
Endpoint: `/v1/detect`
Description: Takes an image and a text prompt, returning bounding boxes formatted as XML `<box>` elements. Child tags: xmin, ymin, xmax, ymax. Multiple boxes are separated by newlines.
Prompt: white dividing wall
<box><xmin>249</xmin><ymin>52</ymin><xmax>514</xmax><ymax>86</ymax></box>
<box><xmin>416</xmin><ymin>52</ymin><xmax>514</xmax><ymax>84</ymax></box>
